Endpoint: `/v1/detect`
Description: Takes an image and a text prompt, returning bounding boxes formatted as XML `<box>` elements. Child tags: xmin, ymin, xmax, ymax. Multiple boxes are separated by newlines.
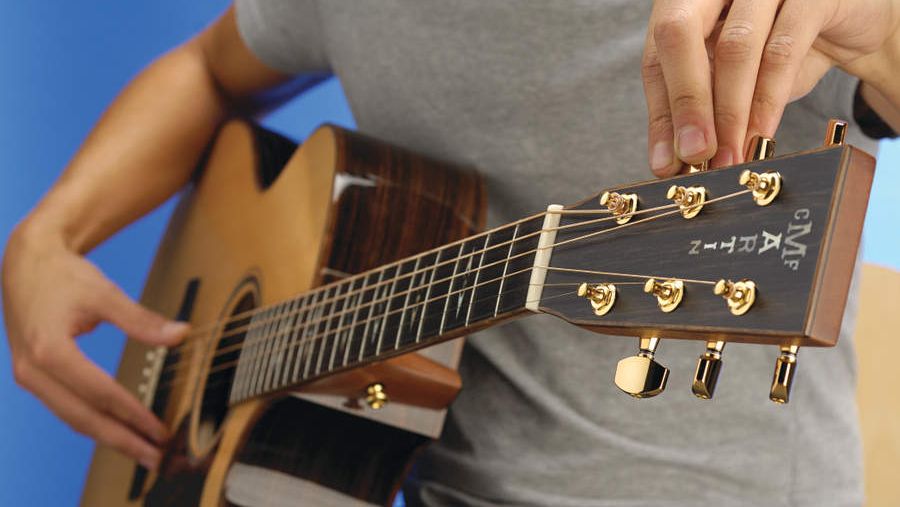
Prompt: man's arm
<box><xmin>2</xmin><ymin>6</ymin><xmax>296</xmax><ymax>470</ymax></box>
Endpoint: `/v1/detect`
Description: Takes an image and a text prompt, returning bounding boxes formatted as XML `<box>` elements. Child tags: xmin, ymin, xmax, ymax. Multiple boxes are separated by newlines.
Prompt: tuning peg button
<box><xmin>746</xmin><ymin>136</ymin><xmax>775</xmax><ymax>161</ymax></box>
<box><xmin>615</xmin><ymin>337</ymin><xmax>669</xmax><ymax>398</ymax></box>
<box><xmin>692</xmin><ymin>341</ymin><xmax>725</xmax><ymax>399</ymax></box>
<box><xmin>769</xmin><ymin>345</ymin><xmax>799</xmax><ymax>404</ymax></box>
<box><xmin>824</xmin><ymin>119</ymin><xmax>848</xmax><ymax>146</ymax></box>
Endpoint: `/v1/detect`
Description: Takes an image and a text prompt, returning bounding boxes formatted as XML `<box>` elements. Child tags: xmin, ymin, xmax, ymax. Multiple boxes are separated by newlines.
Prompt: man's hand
<box><xmin>3</xmin><ymin>226</ymin><xmax>189</xmax><ymax>470</ymax></box>
<box><xmin>643</xmin><ymin>0</ymin><xmax>900</xmax><ymax>176</ymax></box>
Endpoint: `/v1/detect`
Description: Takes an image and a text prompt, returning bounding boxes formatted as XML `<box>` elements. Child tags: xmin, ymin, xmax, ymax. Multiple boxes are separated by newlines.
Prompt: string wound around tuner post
<box><xmin>577</xmin><ymin>282</ymin><xmax>616</xmax><ymax>316</ymax></box>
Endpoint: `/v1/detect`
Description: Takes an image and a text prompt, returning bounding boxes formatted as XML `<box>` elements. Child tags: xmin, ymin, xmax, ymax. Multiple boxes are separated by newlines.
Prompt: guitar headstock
<box><xmin>528</xmin><ymin>120</ymin><xmax>874</xmax><ymax>403</ymax></box>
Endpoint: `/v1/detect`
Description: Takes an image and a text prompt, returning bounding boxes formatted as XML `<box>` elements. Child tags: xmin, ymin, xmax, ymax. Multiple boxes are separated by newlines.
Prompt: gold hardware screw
<box><xmin>365</xmin><ymin>383</ymin><xmax>389</xmax><ymax>410</ymax></box>
<box><xmin>713</xmin><ymin>279</ymin><xmax>756</xmax><ymax>316</ymax></box>
<box><xmin>643</xmin><ymin>278</ymin><xmax>684</xmax><ymax>313</ymax></box>
<box><xmin>599</xmin><ymin>191</ymin><xmax>638</xmax><ymax>225</ymax></box>
<box><xmin>577</xmin><ymin>282</ymin><xmax>617</xmax><ymax>316</ymax></box>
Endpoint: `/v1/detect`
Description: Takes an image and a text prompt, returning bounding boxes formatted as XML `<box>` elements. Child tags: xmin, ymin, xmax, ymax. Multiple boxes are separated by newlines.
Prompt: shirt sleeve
<box><xmin>234</xmin><ymin>0</ymin><xmax>331</xmax><ymax>75</ymax></box>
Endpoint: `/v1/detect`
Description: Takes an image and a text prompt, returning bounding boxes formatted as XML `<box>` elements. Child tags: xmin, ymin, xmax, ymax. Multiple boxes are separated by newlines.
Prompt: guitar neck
<box><xmin>228</xmin><ymin>214</ymin><xmax>546</xmax><ymax>404</ymax></box>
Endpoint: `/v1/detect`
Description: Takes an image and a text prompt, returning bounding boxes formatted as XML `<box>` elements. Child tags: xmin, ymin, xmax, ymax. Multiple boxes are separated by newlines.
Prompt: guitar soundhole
<box><xmin>197</xmin><ymin>291</ymin><xmax>256</xmax><ymax>445</ymax></box>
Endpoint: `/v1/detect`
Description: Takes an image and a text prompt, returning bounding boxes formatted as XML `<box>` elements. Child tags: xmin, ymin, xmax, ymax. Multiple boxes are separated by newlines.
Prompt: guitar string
<box><xmin>161</xmin><ymin>187</ymin><xmax>749</xmax><ymax>370</ymax></box>
<box><xmin>150</xmin><ymin>189</ymin><xmax>744</xmax><ymax>393</ymax></box>
<box><xmin>159</xmin><ymin>285</ymin><xmax>582</xmax><ymax>395</ymax></box>
<box><xmin>153</xmin><ymin>189</ymin><xmax>749</xmax><ymax>381</ymax></box>
<box><xmin>162</xmin><ymin>192</ymin><xmax>698</xmax><ymax>350</ymax></box>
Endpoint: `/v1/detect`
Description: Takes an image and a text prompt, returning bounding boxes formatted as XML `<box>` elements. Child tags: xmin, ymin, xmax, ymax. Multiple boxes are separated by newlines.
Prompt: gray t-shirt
<box><xmin>235</xmin><ymin>2</ymin><xmax>875</xmax><ymax>505</ymax></box>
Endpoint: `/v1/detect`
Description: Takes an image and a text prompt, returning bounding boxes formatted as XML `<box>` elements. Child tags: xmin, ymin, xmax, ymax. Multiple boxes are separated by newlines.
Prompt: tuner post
<box><xmin>644</xmin><ymin>278</ymin><xmax>684</xmax><ymax>313</ymax></box>
<box><xmin>600</xmin><ymin>191</ymin><xmax>638</xmax><ymax>225</ymax></box>
<box><xmin>713</xmin><ymin>279</ymin><xmax>757</xmax><ymax>316</ymax></box>
<box><xmin>769</xmin><ymin>345</ymin><xmax>799</xmax><ymax>404</ymax></box>
<box><xmin>692</xmin><ymin>341</ymin><xmax>725</xmax><ymax>400</ymax></box>
<box><xmin>614</xmin><ymin>337</ymin><xmax>669</xmax><ymax>399</ymax></box>
<box><xmin>578</xmin><ymin>282</ymin><xmax>617</xmax><ymax>316</ymax></box>
<box><xmin>667</xmin><ymin>185</ymin><xmax>707</xmax><ymax>219</ymax></box>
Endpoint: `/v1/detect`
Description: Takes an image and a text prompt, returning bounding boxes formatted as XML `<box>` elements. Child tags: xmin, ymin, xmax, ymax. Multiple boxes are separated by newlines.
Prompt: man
<box><xmin>3</xmin><ymin>1</ymin><xmax>898</xmax><ymax>505</ymax></box>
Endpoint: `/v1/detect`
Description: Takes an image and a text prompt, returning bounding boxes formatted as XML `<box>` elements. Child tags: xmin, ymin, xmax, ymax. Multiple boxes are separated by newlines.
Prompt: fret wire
<box><xmin>359</xmin><ymin>268</ymin><xmax>386</xmax><ymax>363</ymax></box>
<box><xmin>343</xmin><ymin>276</ymin><xmax>365</xmax><ymax>367</ymax></box>
<box><xmin>495</xmin><ymin>224</ymin><xmax>519</xmax><ymax>317</ymax></box>
<box><xmin>250</xmin><ymin>305</ymin><xmax>276</xmax><ymax>397</ymax></box>
<box><xmin>276</xmin><ymin>297</ymin><xmax>301</xmax><ymax>390</ymax></box>
<box><xmin>300</xmin><ymin>290</ymin><xmax>324</xmax><ymax>381</ymax></box>
<box><xmin>416</xmin><ymin>249</ymin><xmax>442</xmax><ymax>343</ymax></box>
<box><xmin>394</xmin><ymin>256</ymin><xmax>421</xmax><ymax>350</ymax></box>
<box><xmin>328</xmin><ymin>278</ymin><xmax>352</xmax><ymax>371</ymax></box>
<box><xmin>439</xmin><ymin>244</ymin><xmax>466</xmax><ymax>336</ymax></box>
<box><xmin>322</xmin><ymin>282</ymin><xmax>347</xmax><ymax>374</ymax></box>
<box><xmin>309</xmin><ymin>286</ymin><xmax>333</xmax><ymax>378</ymax></box>
<box><xmin>259</xmin><ymin>301</ymin><xmax>286</xmax><ymax>394</ymax></box>
<box><xmin>264</xmin><ymin>299</ymin><xmax>290</xmax><ymax>391</ymax></box>
<box><xmin>291</xmin><ymin>292</ymin><xmax>316</xmax><ymax>383</ymax></box>
<box><xmin>375</xmin><ymin>264</ymin><xmax>401</xmax><ymax>356</ymax></box>
<box><xmin>282</xmin><ymin>294</ymin><xmax>307</xmax><ymax>386</ymax></box>
<box><xmin>465</xmin><ymin>233</ymin><xmax>490</xmax><ymax>326</ymax></box>
<box><xmin>313</xmin><ymin>286</ymin><xmax>334</xmax><ymax>376</ymax></box>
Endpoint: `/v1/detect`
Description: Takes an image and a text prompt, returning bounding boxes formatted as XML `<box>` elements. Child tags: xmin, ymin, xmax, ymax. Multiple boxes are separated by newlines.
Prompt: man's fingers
<box><xmin>16</xmin><ymin>362</ymin><xmax>161</xmax><ymax>470</ymax></box>
<box><xmin>710</xmin><ymin>0</ymin><xmax>780</xmax><ymax>168</ymax></box>
<box><xmin>642</xmin><ymin>37</ymin><xmax>680</xmax><ymax>177</ymax></box>
<box><xmin>99</xmin><ymin>281</ymin><xmax>189</xmax><ymax>346</ymax></box>
<box><xmin>38</xmin><ymin>337</ymin><xmax>169</xmax><ymax>444</ymax></box>
<box><xmin>651</xmin><ymin>0</ymin><xmax>724</xmax><ymax>165</ymax></box>
<box><xmin>747</xmin><ymin>0</ymin><xmax>822</xmax><ymax>142</ymax></box>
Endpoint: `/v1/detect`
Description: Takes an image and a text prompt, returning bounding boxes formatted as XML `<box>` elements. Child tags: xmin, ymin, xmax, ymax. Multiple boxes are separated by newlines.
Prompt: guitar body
<box><xmin>81</xmin><ymin>119</ymin><xmax>485</xmax><ymax>506</ymax></box>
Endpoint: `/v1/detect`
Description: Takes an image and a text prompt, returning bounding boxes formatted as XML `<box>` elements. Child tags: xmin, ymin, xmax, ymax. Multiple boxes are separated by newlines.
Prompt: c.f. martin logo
<box><xmin>688</xmin><ymin>208</ymin><xmax>813</xmax><ymax>271</ymax></box>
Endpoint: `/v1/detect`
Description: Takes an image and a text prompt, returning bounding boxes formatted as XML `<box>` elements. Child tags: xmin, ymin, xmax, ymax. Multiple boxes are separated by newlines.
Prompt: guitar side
<box><xmin>81</xmin><ymin>120</ymin><xmax>484</xmax><ymax>506</ymax></box>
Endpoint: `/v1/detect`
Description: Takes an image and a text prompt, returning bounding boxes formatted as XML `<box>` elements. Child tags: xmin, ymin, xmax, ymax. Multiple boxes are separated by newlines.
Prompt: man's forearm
<box><xmin>17</xmin><ymin>7</ymin><xmax>292</xmax><ymax>254</ymax></box>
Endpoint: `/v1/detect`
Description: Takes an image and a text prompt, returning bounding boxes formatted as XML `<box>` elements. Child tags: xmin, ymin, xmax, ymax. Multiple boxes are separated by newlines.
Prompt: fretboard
<box><xmin>228</xmin><ymin>216</ymin><xmax>544</xmax><ymax>404</ymax></box>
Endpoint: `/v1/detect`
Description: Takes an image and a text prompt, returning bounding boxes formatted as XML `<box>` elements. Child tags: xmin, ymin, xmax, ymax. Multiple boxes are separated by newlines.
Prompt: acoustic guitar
<box><xmin>81</xmin><ymin>118</ymin><xmax>873</xmax><ymax>506</ymax></box>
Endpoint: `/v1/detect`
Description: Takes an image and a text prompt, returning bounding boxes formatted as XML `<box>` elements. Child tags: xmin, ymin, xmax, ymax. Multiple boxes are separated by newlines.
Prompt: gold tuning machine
<box><xmin>713</xmin><ymin>279</ymin><xmax>756</xmax><ymax>316</ymax></box>
<box><xmin>824</xmin><ymin>118</ymin><xmax>848</xmax><ymax>146</ymax></box>
<box><xmin>667</xmin><ymin>185</ymin><xmax>707</xmax><ymax>219</ymax></box>
<box><xmin>599</xmin><ymin>191</ymin><xmax>638</xmax><ymax>225</ymax></box>
<box><xmin>615</xmin><ymin>337</ymin><xmax>669</xmax><ymax>398</ymax></box>
<box><xmin>770</xmin><ymin>345</ymin><xmax>799</xmax><ymax>404</ymax></box>
<box><xmin>365</xmin><ymin>383</ymin><xmax>389</xmax><ymax>409</ymax></box>
<box><xmin>643</xmin><ymin>278</ymin><xmax>684</xmax><ymax>313</ymax></box>
<box><xmin>692</xmin><ymin>341</ymin><xmax>725</xmax><ymax>399</ymax></box>
<box><xmin>739</xmin><ymin>169</ymin><xmax>781</xmax><ymax>206</ymax></box>
<box><xmin>687</xmin><ymin>160</ymin><xmax>709</xmax><ymax>173</ymax></box>
<box><xmin>577</xmin><ymin>282</ymin><xmax>616</xmax><ymax>316</ymax></box>
<box><xmin>745</xmin><ymin>135</ymin><xmax>775</xmax><ymax>161</ymax></box>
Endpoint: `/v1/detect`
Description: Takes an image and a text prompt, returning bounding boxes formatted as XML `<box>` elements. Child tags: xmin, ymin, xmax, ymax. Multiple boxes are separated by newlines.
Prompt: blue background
<box><xmin>0</xmin><ymin>2</ymin><xmax>897</xmax><ymax>505</ymax></box>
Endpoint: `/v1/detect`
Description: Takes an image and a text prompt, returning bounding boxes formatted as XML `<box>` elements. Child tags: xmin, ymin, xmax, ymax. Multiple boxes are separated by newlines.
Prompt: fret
<box><xmin>233</xmin><ymin>309</ymin><xmax>263</xmax><ymax>401</ymax></box>
<box><xmin>316</xmin><ymin>283</ymin><xmax>344</xmax><ymax>376</ymax></box>
<box><xmin>495</xmin><ymin>224</ymin><xmax>519</xmax><ymax>317</ymax></box>
<box><xmin>281</xmin><ymin>294</ymin><xmax>308</xmax><ymax>386</ymax></box>
<box><xmin>262</xmin><ymin>300</ymin><xmax>286</xmax><ymax>391</ymax></box>
<box><xmin>343</xmin><ymin>274</ymin><xmax>369</xmax><ymax>367</ymax></box>
<box><xmin>291</xmin><ymin>291</ymin><xmax>319</xmax><ymax>383</ymax></box>
<box><xmin>375</xmin><ymin>263</ymin><xmax>402</xmax><ymax>356</ymax></box>
<box><xmin>465</xmin><ymin>233</ymin><xmax>491</xmax><ymax>326</ymax></box>
<box><xmin>297</xmin><ymin>290</ymin><xmax>324</xmax><ymax>381</ymax></box>
<box><xmin>416</xmin><ymin>249</ymin><xmax>443</xmax><ymax>342</ymax></box>
<box><xmin>468</xmin><ymin>226</ymin><xmax>515</xmax><ymax>325</ymax></box>
<box><xmin>268</xmin><ymin>297</ymin><xmax>298</xmax><ymax>391</ymax></box>
<box><xmin>496</xmin><ymin>217</ymin><xmax>543</xmax><ymax>315</ymax></box>
<box><xmin>327</xmin><ymin>279</ymin><xmax>354</xmax><ymax>372</ymax></box>
<box><xmin>347</xmin><ymin>271</ymin><xmax>379</xmax><ymax>365</ymax></box>
<box><xmin>248</xmin><ymin>304</ymin><xmax>276</xmax><ymax>397</ymax></box>
<box><xmin>254</xmin><ymin>301</ymin><xmax>285</xmax><ymax>396</ymax></box>
<box><xmin>438</xmin><ymin>243</ymin><xmax>467</xmax><ymax>336</ymax></box>
<box><xmin>358</xmin><ymin>268</ymin><xmax>386</xmax><ymax>361</ymax></box>
<box><xmin>362</xmin><ymin>266</ymin><xmax>397</xmax><ymax>360</ymax></box>
<box><xmin>441</xmin><ymin>239</ymin><xmax>483</xmax><ymax>335</ymax></box>
<box><xmin>394</xmin><ymin>256</ymin><xmax>422</xmax><ymax>349</ymax></box>
<box><xmin>303</xmin><ymin>286</ymin><xmax>331</xmax><ymax>379</ymax></box>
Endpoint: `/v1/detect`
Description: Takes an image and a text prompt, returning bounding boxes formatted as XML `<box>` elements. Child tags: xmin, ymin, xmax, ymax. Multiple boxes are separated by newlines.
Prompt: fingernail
<box><xmin>711</xmin><ymin>148</ymin><xmax>734</xmax><ymax>168</ymax></box>
<box><xmin>676</xmin><ymin>125</ymin><xmax>708</xmax><ymax>159</ymax></box>
<box><xmin>650</xmin><ymin>141</ymin><xmax>674</xmax><ymax>173</ymax></box>
<box><xmin>139</xmin><ymin>453</ymin><xmax>160</xmax><ymax>471</ymax></box>
<box><xmin>162</xmin><ymin>321</ymin><xmax>190</xmax><ymax>338</ymax></box>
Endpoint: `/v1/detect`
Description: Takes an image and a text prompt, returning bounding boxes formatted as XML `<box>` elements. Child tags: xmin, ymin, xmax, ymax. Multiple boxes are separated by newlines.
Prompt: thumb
<box><xmin>99</xmin><ymin>283</ymin><xmax>190</xmax><ymax>346</ymax></box>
